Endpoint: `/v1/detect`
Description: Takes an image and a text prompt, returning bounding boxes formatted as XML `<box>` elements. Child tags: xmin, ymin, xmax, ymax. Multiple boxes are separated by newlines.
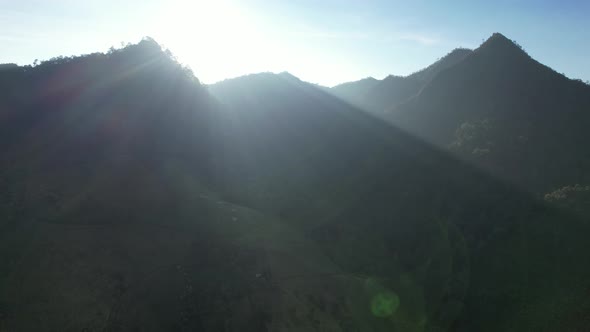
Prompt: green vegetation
<box><xmin>1</xmin><ymin>33</ymin><xmax>590</xmax><ymax>331</ymax></box>
<box><xmin>330</xmin><ymin>48</ymin><xmax>472</xmax><ymax>113</ymax></box>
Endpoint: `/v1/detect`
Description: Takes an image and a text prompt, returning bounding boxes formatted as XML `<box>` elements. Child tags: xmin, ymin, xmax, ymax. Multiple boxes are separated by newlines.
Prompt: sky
<box><xmin>0</xmin><ymin>0</ymin><xmax>589</xmax><ymax>87</ymax></box>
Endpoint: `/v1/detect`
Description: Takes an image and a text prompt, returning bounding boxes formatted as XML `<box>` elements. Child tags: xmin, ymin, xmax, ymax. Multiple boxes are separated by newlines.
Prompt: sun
<box><xmin>152</xmin><ymin>0</ymin><xmax>268</xmax><ymax>83</ymax></box>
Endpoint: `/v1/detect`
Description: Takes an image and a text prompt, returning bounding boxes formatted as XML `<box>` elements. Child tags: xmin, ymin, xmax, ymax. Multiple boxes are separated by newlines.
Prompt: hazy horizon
<box><xmin>1</xmin><ymin>0</ymin><xmax>589</xmax><ymax>86</ymax></box>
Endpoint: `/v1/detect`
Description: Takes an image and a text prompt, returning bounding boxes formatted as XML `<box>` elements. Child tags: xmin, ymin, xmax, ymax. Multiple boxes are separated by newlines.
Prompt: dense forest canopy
<box><xmin>1</xmin><ymin>34</ymin><xmax>590</xmax><ymax>331</ymax></box>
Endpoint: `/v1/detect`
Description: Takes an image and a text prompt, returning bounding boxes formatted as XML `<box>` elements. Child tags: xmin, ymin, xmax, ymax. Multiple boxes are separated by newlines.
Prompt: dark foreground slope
<box><xmin>0</xmin><ymin>40</ymin><xmax>589</xmax><ymax>331</ymax></box>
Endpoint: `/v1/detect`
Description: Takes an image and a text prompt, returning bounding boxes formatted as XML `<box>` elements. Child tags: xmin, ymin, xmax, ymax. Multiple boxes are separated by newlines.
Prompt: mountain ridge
<box><xmin>1</xmin><ymin>34</ymin><xmax>590</xmax><ymax>331</ymax></box>
<box><xmin>390</xmin><ymin>32</ymin><xmax>590</xmax><ymax>193</ymax></box>
<box><xmin>330</xmin><ymin>46</ymin><xmax>474</xmax><ymax>112</ymax></box>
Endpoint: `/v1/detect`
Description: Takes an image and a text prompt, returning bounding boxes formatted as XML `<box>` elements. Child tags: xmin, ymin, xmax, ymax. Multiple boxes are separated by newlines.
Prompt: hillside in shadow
<box><xmin>0</xmin><ymin>38</ymin><xmax>589</xmax><ymax>331</ymax></box>
<box><xmin>330</xmin><ymin>48</ymin><xmax>472</xmax><ymax>112</ymax></box>
<box><xmin>391</xmin><ymin>33</ymin><xmax>590</xmax><ymax>195</ymax></box>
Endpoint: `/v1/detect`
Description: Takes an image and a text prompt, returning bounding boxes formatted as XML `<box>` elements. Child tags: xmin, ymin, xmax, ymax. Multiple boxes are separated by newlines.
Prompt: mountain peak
<box><xmin>384</xmin><ymin>75</ymin><xmax>405</xmax><ymax>80</ymax></box>
<box><xmin>477</xmin><ymin>33</ymin><xmax>529</xmax><ymax>57</ymax></box>
<box><xmin>278</xmin><ymin>71</ymin><xmax>302</xmax><ymax>82</ymax></box>
<box><xmin>360</xmin><ymin>77</ymin><xmax>378</xmax><ymax>82</ymax></box>
<box><xmin>446</xmin><ymin>48</ymin><xmax>473</xmax><ymax>58</ymax></box>
<box><xmin>488</xmin><ymin>32</ymin><xmax>511</xmax><ymax>42</ymax></box>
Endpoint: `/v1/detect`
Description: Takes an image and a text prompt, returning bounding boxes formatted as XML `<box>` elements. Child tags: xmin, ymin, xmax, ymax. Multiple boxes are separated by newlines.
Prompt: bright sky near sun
<box><xmin>1</xmin><ymin>0</ymin><xmax>589</xmax><ymax>86</ymax></box>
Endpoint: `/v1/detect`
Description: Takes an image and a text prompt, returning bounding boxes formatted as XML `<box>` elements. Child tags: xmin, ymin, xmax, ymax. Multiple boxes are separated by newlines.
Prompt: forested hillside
<box><xmin>391</xmin><ymin>33</ymin><xmax>590</xmax><ymax>196</ymax></box>
<box><xmin>333</xmin><ymin>33</ymin><xmax>590</xmax><ymax>202</ymax></box>
<box><xmin>1</xmin><ymin>37</ymin><xmax>589</xmax><ymax>331</ymax></box>
<box><xmin>330</xmin><ymin>48</ymin><xmax>472</xmax><ymax>112</ymax></box>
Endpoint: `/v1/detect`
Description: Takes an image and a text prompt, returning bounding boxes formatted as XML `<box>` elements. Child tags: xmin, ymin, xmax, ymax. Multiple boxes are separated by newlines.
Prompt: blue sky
<box><xmin>0</xmin><ymin>0</ymin><xmax>588</xmax><ymax>86</ymax></box>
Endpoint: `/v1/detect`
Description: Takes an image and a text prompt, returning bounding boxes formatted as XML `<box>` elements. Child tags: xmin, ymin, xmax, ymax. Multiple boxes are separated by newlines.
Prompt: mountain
<box><xmin>1</xmin><ymin>38</ymin><xmax>590</xmax><ymax>332</ymax></box>
<box><xmin>392</xmin><ymin>33</ymin><xmax>590</xmax><ymax>193</ymax></box>
<box><xmin>406</xmin><ymin>48</ymin><xmax>472</xmax><ymax>83</ymax></box>
<box><xmin>331</xmin><ymin>32</ymin><xmax>590</xmax><ymax>195</ymax></box>
<box><xmin>327</xmin><ymin>77</ymin><xmax>379</xmax><ymax>106</ymax></box>
<box><xmin>330</xmin><ymin>48</ymin><xmax>472</xmax><ymax>112</ymax></box>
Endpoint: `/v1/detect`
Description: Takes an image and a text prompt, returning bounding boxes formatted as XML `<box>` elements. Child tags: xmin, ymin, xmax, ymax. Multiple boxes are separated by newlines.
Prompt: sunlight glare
<box><xmin>153</xmin><ymin>0</ymin><xmax>273</xmax><ymax>83</ymax></box>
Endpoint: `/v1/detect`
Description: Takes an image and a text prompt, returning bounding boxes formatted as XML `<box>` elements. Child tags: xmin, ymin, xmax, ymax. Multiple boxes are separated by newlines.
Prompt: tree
<box><xmin>450</xmin><ymin>118</ymin><xmax>493</xmax><ymax>156</ymax></box>
<box><xmin>545</xmin><ymin>184</ymin><xmax>590</xmax><ymax>217</ymax></box>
